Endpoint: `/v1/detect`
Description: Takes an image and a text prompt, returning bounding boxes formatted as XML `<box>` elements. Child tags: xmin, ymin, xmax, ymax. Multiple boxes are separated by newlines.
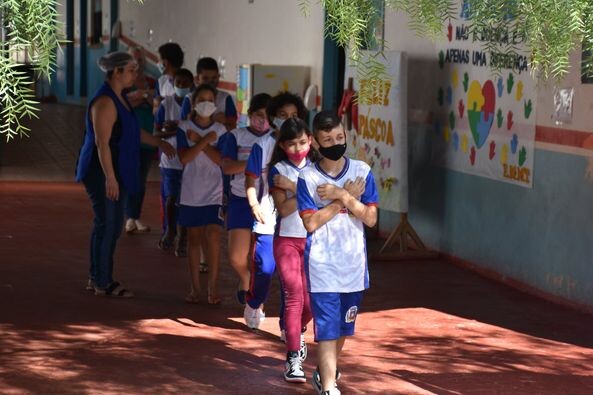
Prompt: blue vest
<box><xmin>75</xmin><ymin>82</ymin><xmax>141</xmax><ymax>193</ymax></box>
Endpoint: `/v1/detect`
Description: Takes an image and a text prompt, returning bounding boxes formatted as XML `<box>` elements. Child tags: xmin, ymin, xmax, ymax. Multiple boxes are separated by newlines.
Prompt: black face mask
<box><xmin>318</xmin><ymin>143</ymin><xmax>347</xmax><ymax>161</ymax></box>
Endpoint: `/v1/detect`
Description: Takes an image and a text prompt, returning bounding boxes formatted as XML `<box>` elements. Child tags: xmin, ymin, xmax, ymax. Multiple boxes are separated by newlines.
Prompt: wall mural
<box><xmin>433</xmin><ymin>1</ymin><xmax>536</xmax><ymax>188</ymax></box>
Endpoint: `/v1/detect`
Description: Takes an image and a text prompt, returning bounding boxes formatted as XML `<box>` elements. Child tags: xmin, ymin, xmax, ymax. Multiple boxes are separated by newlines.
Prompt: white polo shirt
<box><xmin>296</xmin><ymin>158</ymin><xmax>379</xmax><ymax>293</ymax></box>
<box><xmin>177</xmin><ymin>120</ymin><xmax>227</xmax><ymax>207</ymax></box>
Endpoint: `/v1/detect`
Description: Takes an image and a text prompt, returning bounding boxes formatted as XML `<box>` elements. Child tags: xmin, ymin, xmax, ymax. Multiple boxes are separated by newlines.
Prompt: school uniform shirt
<box><xmin>155</xmin><ymin>74</ymin><xmax>175</xmax><ymax>98</ymax></box>
<box><xmin>156</xmin><ymin>96</ymin><xmax>183</xmax><ymax>170</ymax></box>
<box><xmin>245</xmin><ymin>132</ymin><xmax>277</xmax><ymax>235</ymax></box>
<box><xmin>296</xmin><ymin>158</ymin><xmax>379</xmax><ymax>293</ymax></box>
<box><xmin>221</xmin><ymin>127</ymin><xmax>271</xmax><ymax>198</ymax></box>
<box><xmin>177</xmin><ymin>120</ymin><xmax>227</xmax><ymax>207</ymax></box>
<box><xmin>180</xmin><ymin>89</ymin><xmax>237</xmax><ymax>120</ymax></box>
<box><xmin>268</xmin><ymin>159</ymin><xmax>309</xmax><ymax>238</ymax></box>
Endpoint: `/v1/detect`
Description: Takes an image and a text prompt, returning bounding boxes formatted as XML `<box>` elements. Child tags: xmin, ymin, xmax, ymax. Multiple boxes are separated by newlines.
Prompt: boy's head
<box><xmin>173</xmin><ymin>68</ymin><xmax>193</xmax><ymax>98</ymax></box>
<box><xmin>157</xmin><ymin>43</ymin><xmax>184</xmax><ymax>72</ymax></box>
<box><xmin>195</xmin><ymin>57</ymin><xmax>220</xmax><ymax>88</ymax></box>
<box><xmin>312</xmin><ymin>110</ymin><xmax>346</xmax><ymax>153</ymax></box>
<box><xmin>174</xmin><ymin>68</ymin><xmax>193</xmax><ymax>89</ymax></box>
<box><xmin>128</xmin><ymin>46</ymin><xmax>145</xmax><ymax>70</ymax></box>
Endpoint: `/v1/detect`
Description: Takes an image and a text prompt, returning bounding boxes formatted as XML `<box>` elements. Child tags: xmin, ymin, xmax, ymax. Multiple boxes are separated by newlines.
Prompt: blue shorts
<box><xmin>178</xmin><ymin>204</ymin><xmax>224</xmax><ymax>227</ymax></box>
<box><xmin>226</xmin><ymin>194</ymin><xmax>254</xmax><ymax>230</ymax></box>
<box><xmin>310</xmin><ymin>291</ymin><xmax>363</xmax><ymax>341</ymax></box>
<box><xmin>161</xmin><ymin>168</ymin><xmax>182</xmax><ymax>198</ymax></box>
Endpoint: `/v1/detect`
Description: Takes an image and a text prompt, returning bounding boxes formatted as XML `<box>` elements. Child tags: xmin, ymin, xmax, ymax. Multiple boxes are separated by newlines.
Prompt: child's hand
<box><xmin>273</xmin><ymin>175</ymin><xmax>296</xmax><ymax>192</ymax></box>
<box><xmin>251</xmin><ymin>203</ymin><xmax>266</xmax><ymax>224</ymax></box>
<box><xmin>203</xmin><ymin>131</ymin><xmax>217</xmax><ymax>143</ymax></box>
<box><xmin>159</xmin><ymin>140</ymin><xmax>176</xmax><ymax>159</ymax></box>
<box><xmin>186</xmin><ymin>129</ymin><xmax>202</xmax><ymax>143</ymax></box>
<box><xmin>343</xmin><ymin>177</ymin><xmax>365</xmax><ymax>199</ymax></box>
<box><xmin>317</xmin><ymin>183</ymin><xmax>345</xmax><ymax>201</ymax></box>
<box><xmin>162</xmin><ymin>120</ymin><xmax>178</xmax><ymax>132</ymax></box>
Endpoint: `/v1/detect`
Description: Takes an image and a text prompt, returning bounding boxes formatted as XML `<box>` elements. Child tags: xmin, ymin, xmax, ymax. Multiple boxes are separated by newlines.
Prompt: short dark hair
<box><xmin>267</xmin><ymin>92</ymin><xmax>308</xmax><ymax>123</ymax></box>
<box><xmin>158</xmin><ymin>43</ymin><xmax>184</xmax><ymax>68</ymax></box>
<box><xmin>312</xmin><ymin>110</ymin><xmax>341</xmax><ymax>135</ymax></box>
<box><xmin>174</xmin><ymin>68</ymin><xmax>193</xmax><ymax>82</ymax></box>
<box><xmin>248</xmin><ymin>93</ymin><xmax>272</xmax><ymax>115</ymax></box>
<box><xmin>196</xmin><ymin>57</ymin><xmax>219</xmax><ymax>75</ymax></box>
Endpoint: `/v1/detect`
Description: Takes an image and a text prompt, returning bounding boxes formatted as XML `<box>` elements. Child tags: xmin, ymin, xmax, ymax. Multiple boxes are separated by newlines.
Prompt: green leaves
<box><xmin>0</xmin><ymin>0</ymin><xmax>64</xmax><ymax>141</ymax></box>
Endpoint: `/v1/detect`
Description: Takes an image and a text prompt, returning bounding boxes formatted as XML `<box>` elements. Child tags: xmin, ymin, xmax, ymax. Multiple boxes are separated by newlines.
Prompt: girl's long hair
<box><xmin>269</xmin><ymin>118</ymin><xmax>319</xmax><ymax>167</ymax></box>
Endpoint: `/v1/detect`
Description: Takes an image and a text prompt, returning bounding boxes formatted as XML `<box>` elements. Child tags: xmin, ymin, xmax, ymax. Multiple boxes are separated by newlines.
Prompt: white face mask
<box><xmin>273</xmin><ymin>117</ymin><xmax>286</xmax><ymax>130</ymax></box>
<box><xmin>194</xmin><ymin>101</ymin><xmax>217</xmax><ymax>118</ymax></box>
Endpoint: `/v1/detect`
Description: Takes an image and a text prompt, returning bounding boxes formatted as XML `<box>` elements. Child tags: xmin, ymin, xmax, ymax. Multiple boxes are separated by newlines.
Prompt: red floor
<box><xmin>1</xmin><ymin>104</ymin><xmax>593</xmax><ymax>393</ymax></box>
<box><xmin>1</xmin><ymin>181</ymin><xmax>593</xmax><ymax>394</ymax></box>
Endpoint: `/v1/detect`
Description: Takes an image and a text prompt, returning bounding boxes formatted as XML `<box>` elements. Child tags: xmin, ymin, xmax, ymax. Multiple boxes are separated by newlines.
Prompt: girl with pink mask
<box><xmin>268</xmin><ymin>118</ymin><xmax>318</xmax><ymax>383</ymax></box>
<box><xmin>220</xmin><ymin>93</ymin><xmax>272</xmax><ymax>305</ymax></box>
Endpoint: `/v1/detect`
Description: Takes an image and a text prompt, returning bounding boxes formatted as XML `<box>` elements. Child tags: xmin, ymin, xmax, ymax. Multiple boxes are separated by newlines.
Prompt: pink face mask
<box><xmin>250</xmin><ymin>116</ymin><xmax>270</xmax><ymax>133</ymax></box>
<box><xmin>285</xmin><ymin>148</ymin><xmax>310</xmax><ymax>163</ymax></box>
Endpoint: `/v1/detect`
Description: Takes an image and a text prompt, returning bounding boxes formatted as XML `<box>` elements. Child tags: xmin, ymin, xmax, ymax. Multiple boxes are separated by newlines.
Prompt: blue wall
<box><xmin>380</xmin><ymin>124</ymin><xmax>593</xmax><ymax>308</ymax></box>
<box><xmin>52</xmin><ymin>43</ymin><xmax>110</xmax><ymax>104</ymax></box>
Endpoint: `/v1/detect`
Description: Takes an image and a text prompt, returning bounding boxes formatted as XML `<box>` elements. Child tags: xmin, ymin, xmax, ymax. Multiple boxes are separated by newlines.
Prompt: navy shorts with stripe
<box><xmin>226</xmin><ymin>194</ymin><xmax>254</xmax><ymax>230</ymax></box>
<box><xmin>310</xmin><ymin>291</ymin><xmax>363</xmax><ymax>341</ymax></box>
<box><xmin>178</xmin><ymin>204</ymin><xmax>224</xmax><ymax>227</ymax></box>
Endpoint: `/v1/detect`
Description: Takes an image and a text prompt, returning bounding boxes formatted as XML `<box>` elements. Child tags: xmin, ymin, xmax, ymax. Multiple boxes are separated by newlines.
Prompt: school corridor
<box><xmin>1</xmin><ymin>104</ymin><xmax>593</xmax><ymax>394</ymax></box>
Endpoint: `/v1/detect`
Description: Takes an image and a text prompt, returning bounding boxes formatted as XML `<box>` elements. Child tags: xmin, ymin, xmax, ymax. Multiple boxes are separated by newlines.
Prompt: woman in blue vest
<box><xmin>76</xmin><ymin>51</ymin><xmax>176</xmax><ymax>297</ymax></box>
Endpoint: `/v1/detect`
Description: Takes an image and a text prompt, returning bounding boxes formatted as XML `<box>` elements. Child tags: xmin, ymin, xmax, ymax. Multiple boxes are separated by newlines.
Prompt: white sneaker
<box><xmin>284</xmin><ymin>351</ymin><xmax>306</xmax><ymax>383</ymax></box>
<box><xmin>125</xmin><ymin>218</ymin><xmax>136</xmax><ymax>233</ymax></box>
<box><xmin>134</xmin><ymin>219</ymin><xmax>151</xmax><ymax>232</ymax></box>
<box><xmin>298</xmin><ymin>332</ymin><xmax>307</xmax><ymax>362</ymax></box>
<box><xmin>244</xmin><ymin>304</ymin><xmax>264</xmax><ymax>329</ymax></box>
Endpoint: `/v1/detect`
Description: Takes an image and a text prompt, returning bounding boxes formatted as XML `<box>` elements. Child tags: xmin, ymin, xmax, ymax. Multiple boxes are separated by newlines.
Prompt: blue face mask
<box><xmin>157</xmin><ymin>62</ymin><xmax>166</xmax><ymax>74</ymax></box>
<box><xmin>273</xmin><ymin>117</ymin><xmax>286</xmax><ymax>130</ymax></box>
<box><xmin>174</xmin><ymin>87</ymin><xmax>190</xmax><ymax>98</ymax></box>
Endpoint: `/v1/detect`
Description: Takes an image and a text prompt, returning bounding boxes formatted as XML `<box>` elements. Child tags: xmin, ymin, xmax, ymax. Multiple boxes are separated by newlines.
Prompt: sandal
<box><xmin>185</xmin><ymin>293</ymin><xmax>200</xmax><ymax>304</ymax></box>
<box><xmin>95</xmin><ymin>281</ymin><xmax>134</xmax><ymax>298</ymax></box>
<box><xmin>158</xmin><ymin>235</ymin><xmax>175</xmax><ymax>251</ymax></box>
<box><xmin>199</xmin><ymin>262</ymin><xmax>209</xmax><ymax>273</ymax></box>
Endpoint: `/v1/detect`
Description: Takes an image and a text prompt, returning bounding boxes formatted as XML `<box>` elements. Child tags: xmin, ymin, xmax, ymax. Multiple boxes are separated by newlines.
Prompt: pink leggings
<box><xmin>274</xmin><ymin>236</ymin><xmax>312</xmax><ymax>352</ymax></box>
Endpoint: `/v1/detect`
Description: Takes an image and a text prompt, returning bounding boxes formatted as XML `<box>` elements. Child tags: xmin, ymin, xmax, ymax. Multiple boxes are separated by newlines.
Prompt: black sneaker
<box><xmin>312</xmin><ymin>367</ymin><xmax>341</xmax><ymax>394</ymax></box>
<box><xmin>284</xmin><ymin>351</ymin><xmax>306</xmax><ymax>383</ymax></box>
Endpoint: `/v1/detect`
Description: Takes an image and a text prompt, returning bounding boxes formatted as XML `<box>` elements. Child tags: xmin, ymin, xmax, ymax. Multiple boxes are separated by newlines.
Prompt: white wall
<box><xmin>119</xmin><ymin>0</ymin><xmax>325</xmax><ymax>92</ymax></box>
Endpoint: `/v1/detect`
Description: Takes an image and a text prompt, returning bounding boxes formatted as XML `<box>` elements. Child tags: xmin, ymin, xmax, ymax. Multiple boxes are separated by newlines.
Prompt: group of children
<box><xmin>148</xmin><ymin>42</ymin><xmax>378</xmax><ymax>395</ymax></box>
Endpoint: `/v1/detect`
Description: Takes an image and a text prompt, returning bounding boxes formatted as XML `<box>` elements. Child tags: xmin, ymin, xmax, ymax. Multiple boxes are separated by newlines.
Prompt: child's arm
<box><xmin>244</xmin><ymin>142</ymin><xmax>266</xmax><ymax>223</ymax></box>
<box><xmin>317</xmin><ymin>175</ymin><xmax>378</xmax><ymax>227</ymax></box>
<box><xmin>245</xmin><ymin>175</ymin><xmax>265</xmax><ymax>223</ymax></box>
<box><xmin>219</xmin><ymin>132</ymin><xmax>247</xmax><ymax>175</ymax></box>
<box><xmin>202</xmin><ymin>142</ymin><xmax>222</xmax><ymax>166</ymax></box>
<box><xmin>269</xmin><ymin>168</ymin><xmax>297</xmax><ymax>218</ymax></box>
<box><xmin>300</xmin><ymin>202</ymin><xmax>344</xmax><ymax>233</ymax></box>
<box><xmin>178</xmin><ymin>130</ymin><xmax>217</xmax><ymax>165</ymax></box>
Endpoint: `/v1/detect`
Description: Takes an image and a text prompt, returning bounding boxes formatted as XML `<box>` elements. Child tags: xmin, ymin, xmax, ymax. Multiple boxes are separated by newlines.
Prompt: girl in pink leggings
<box><xmin>268</xmin><ymin>118</ymin><xmax>318</xmax><ymax>383</ymax></box>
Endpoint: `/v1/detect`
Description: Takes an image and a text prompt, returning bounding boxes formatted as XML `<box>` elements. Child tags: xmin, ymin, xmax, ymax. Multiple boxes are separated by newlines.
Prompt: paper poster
<box><xmin>345</xmin><ymin>51</ymin><xmax>408</xmax><ymax>212</ymax></box>
<box><xmin>433</xmin><ymin>1</ymin><xmax>536</xmax><ymax>187</ymax></box>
